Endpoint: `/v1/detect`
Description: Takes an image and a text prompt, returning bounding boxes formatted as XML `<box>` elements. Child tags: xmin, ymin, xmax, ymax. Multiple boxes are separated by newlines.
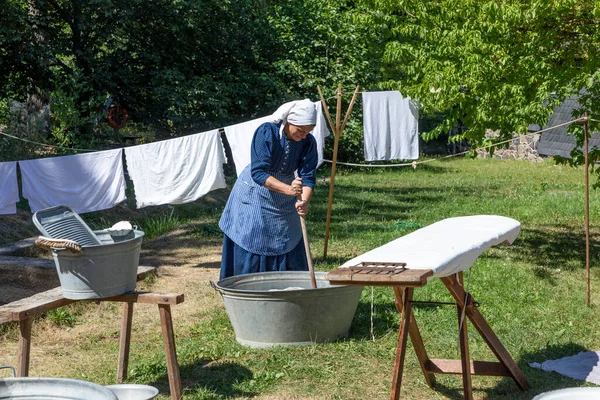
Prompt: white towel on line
<box><xmin>0</xmin><ymin>161</ymin><xmax>19</xmax><ymax>215</ymax></box>
<box><xmin>530</xmin><ymin>351</ymin><xmax>600</xmax><ymax>385</ymax></box>
<box><xmin>362</xmin><ymin>91</ymin><xmax>419</xmax><ymax>161</ymax></box>
<box><xmin>223</xmin><ymin>101</ymin><xmax>330</xmax><ymax>176</ymax></box>
<box><xmin>312</xmin><ymin>101</ymin><xmax>331</xmax><ymax>168</ymax></box>
<box><xmin>340</xmin><ymin>215</ymin><xmax>521</xmax><ymax>278</ymax></box>
<box><xmin>19</xmin><ymin>149</ymin><xmax>127</xmax><ymax>214</ymax></box>
<box><xmin>124</xmin><ymin>129</ymin><xmax>226</xmax><ymax>209</ymax></box>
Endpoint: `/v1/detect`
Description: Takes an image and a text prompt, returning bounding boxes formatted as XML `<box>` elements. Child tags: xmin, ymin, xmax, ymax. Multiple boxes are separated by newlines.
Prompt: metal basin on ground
<box><xmin>105</xmin><ymin>384</ymin><xmax>159</xmax><ymax>400</ymax></box>
<box><xmin>0</xmin><ymin>377</ymin><xmax>118</xmax><ymax>399</ymax></box>
<box><xmin>214</xmin><ymin>271</ymin><xmax>364</xmax><ymax>348</ymax></box>
<box><xmin>533</xmin><ymin>387</ymin><xmax>600</xmax><ymax>399</ymax></box>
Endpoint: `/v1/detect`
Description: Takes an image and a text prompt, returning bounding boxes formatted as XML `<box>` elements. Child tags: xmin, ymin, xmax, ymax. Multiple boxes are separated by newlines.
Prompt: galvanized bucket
<box><xmin>52</xmin><ymin>230</ymin><xmax>144</xmax><ymax>300</ymax></box>
<box><xmin>213</xmin><ymin>271</ymin><xmax>363</xmax><ymax>348</ymax></box>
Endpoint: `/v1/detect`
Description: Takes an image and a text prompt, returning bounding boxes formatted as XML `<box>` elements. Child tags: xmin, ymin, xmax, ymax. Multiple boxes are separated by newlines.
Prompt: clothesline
<box><xmin>323</xmin><ymin>117</ymin><xmax>588</xmax><ymax>168</ymax></box>
<box><xmin>0</xmin><ymin>113</ymin><xmax>594</xmax><ymax>165</ymax></box>
<box><xmin>0</xmin><ymin>130</ymin><xmax>96</xmax><ymax>153</ymax></box>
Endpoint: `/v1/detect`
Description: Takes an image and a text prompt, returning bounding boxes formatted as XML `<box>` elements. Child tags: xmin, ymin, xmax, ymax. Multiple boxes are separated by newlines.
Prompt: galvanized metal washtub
<box><xmin>213</xmin><ymin>271</ymin><xmax>363</xmax><ymax>348</ymax></box>
<box><xmin>0</xmin><ymin>377</ymin><xmax>118</xmax><ymax>399</ymax></box>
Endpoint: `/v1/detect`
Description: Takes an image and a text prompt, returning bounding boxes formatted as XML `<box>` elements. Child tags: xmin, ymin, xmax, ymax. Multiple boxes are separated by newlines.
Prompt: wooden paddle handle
<box><xmin>297</xmin><ymin>197</ymin><xmax>317</xmax><ymax>288</ymax></box>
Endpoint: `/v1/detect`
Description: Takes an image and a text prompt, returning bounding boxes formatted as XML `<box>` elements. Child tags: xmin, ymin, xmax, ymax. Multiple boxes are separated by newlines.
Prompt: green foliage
<box><xmin>366</xmin><ymin>0</ymin><xmax>600</xmax><ymax>150</ymax></box>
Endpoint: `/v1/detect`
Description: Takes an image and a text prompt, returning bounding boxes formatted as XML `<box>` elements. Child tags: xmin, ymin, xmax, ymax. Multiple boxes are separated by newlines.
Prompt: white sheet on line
<box><xmin>124</xmin><ymin>129</ymin><xmax>226</xmax><ymax>209</ymax></box>
<box><xmin>19</xmin><ymin>149</ymin><xmax>126</xmax><ymax>214</ymax></box>
<box><xmin>362</xmin><ymin>91</ymin><xmax>419</xmax><ymax>161</ymax></box>
<box><xmin>340</xmin><ymin>215</ymin><xmax>521</xmax><ymax>278</ymax></box>
<box><xmin>223</xmin><ymin>101</ymin><xmax>330</xmax><ymax>176</ymax></box>
<box><xmin>223</xmin><ymin>116</ymin><xmax>272</xmax><ymax>176</ymax></box>
<box><xmin>0</xmin><ymin>161</ymin><xmax>19</xmax><ymax>215</ymax></box>
<box><xmin>530</xmin><ymin>351</ymin><xmax>600</xmax><ymax>385</ymax></box>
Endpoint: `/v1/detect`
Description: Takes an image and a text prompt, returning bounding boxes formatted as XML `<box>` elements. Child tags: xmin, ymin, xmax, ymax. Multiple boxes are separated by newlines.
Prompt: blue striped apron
<box><xmin>218</xmin><ymin>165</ymin><xmax>302</xmax><ymax>256</ymax></box>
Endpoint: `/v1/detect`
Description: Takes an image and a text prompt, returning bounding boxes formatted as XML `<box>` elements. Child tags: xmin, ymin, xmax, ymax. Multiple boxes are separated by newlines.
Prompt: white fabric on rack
<box><xmin>530</xmin><ymin>351</ymin><xmax>600</xmax><ymax>385</ymax></box>
<box><xmin>20</xmin><ymin>149</ymin><xmax>126</xmax><ymax>214</ymax></box>
<box><xmin>340</xmin><ymin>215</ymin><xmax>520</xmax><ymax>278</ymax></box>
<box><xmin>124</xmin><ymin>129</ymin><xmax>226</xmax><ymax>209</ymax></box>
<box><xmin>0</xmin><ymin>162</ymin><xmax>19</xmax><ymax>215</ymax></box>
<box><xmin>362</xmin><ymin>91</ymin><xmax>419</xmax><ymax>161</ymax></box>
<box><xmin>312</xmin><ymin>101</ymin><xmax>331</xmax><ymax>168</ymax></box>
<box><xmin>224</xmin><ymin>116</ymin><xmax>272</xmax><ymax>176</ymax></box>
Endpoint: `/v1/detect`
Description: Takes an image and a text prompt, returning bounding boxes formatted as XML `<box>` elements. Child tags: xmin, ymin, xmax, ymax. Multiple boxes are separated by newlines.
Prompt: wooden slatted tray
<box><xmin>327</xmin><ymin>262</ymin><xmax>432</xmax><ymax>287</ymax></box>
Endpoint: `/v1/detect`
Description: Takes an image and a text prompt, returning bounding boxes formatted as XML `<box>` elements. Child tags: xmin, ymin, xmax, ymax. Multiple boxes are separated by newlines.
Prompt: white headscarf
<box><xmin>270</xmin><ymin>99</ymin><xmax>317</xmax><ymax>126</ymax></box>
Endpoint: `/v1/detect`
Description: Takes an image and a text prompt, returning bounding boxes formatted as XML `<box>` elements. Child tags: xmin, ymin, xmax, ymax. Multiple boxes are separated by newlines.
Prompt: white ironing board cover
<box><xmin>340</xmin><ymin>215</ymin><xmax>520</xmax><ymax>278</ymax></box>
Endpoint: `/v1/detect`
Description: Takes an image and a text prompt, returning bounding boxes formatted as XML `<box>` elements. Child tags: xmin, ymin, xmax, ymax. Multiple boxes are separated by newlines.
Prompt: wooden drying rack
<box><xmin>327</xmin><ymin>262</ymin><xmax>530</xmax><ymax>400</ymax></box>
<box><xmin>0</xmin><ymin>266</ymin><xmax>184</xmax><ymax>400</ymax></box>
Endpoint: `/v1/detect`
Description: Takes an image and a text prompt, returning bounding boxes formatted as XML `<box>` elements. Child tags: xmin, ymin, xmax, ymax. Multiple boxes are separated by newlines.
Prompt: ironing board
<box><xmin>327</xmin><ymin>215</ymin><xmax>530</xmax><ymax>400</ymax></box>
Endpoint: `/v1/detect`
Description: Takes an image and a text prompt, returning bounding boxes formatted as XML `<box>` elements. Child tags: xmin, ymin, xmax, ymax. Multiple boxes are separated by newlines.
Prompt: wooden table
<box><xmin>327</xmin><ymin>264</ymin><xmax>530</xmax><ymax>400</ymax></box>
<box><xmin>0</xmin><ymin>266</ymin><xmax>184</xmax><ymax>400</ymax></box>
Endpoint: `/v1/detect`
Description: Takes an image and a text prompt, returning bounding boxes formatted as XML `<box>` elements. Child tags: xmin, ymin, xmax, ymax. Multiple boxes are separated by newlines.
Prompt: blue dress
<box><xmin>219</xmin><ymin>122</ymin><xmax>318</xmax><ymax>279</ymax></box>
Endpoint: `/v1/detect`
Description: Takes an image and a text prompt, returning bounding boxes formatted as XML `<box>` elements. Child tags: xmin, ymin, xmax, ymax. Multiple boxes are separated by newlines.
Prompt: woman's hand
<box><xmin>295</xmin><ymin>199</ymin><xmax>309</xmax><ymax>216</ymax></box>
<box><xmin>288</xmin><ymin>177</ymin><xmax>303</xmax><ymax>197</ymax></box>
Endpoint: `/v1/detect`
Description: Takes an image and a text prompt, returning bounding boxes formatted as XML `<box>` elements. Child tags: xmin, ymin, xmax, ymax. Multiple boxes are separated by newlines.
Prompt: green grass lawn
<box><xmin>7</xmin><ymin>157</ymin><xmax>600</xmax><ymax>399</ymax></box>
<box><xmin>166</xmin><ymin>157</ymin><xmax>600</xmax><ymax>399</ymax></box>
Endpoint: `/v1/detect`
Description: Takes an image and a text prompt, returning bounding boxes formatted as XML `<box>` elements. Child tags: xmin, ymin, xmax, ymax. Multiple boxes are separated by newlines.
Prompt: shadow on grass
<box><xmin>498</xmin><ymin>225</ymin><xmax>600</xmax><ymax>277</ymax></box>
<box><xmin>148</xmin><ymin>359</ymin><xmax>257</xmax><ymax>398</ymax></box>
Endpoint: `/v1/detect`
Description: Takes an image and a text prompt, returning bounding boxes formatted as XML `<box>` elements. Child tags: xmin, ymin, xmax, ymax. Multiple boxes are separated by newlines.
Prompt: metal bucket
<box><xmin>52</xmin><ymin>230</ymin><xmax>144</xmax><ymax>300</ymax></box>
<box><xmin>213</xmin><ymin>271</ymin><xmax>363</xmax><ymax>348</ymax></box>
<box><xmin>0</xmin><ymin>377</ymin><xmax>118</xmax><ymax>399</ymax></box>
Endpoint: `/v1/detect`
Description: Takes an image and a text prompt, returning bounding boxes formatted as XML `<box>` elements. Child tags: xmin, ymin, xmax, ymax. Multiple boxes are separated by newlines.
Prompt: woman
<box><xmin>219</xmin><ymin>99</ymin><xmax>318</xmax><ymax>279</ymax></box>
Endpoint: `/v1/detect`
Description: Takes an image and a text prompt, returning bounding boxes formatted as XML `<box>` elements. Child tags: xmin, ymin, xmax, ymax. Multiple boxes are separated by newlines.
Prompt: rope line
<box><xmin>323</xmin><ymin>117</ymin><xmax>587</xmax><ymax>168</ymax></box>
<box><xmin>0</xmin><ymin>131</ymin><xmax>96</xmax><ymax>153</ymax></box>
<box><xmin>0</xmin><ymin>116</ymin><xmax>591</xmax><ymax>160</ymax></box>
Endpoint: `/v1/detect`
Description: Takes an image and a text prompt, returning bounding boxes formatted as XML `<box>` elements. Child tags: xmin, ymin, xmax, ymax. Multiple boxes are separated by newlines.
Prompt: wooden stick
<box><xmin>340</xmin><ymin>85</ymin><xmax>360</xmax><ymax>133</ymax></box>
<box><xmin>323</xmin><ymin>85</ymin><xmax>343</xmax><ymax>257</ymax></box>
<box><xmin>317</xmin><ymin>85</ymin><xmax>336</xmax><ymax>134</ymax></box>
<box><xmin>298</xmin><ymin>195</ymin><xmax>317</xmax><ymax>288</ymax></box>
<box><xmin>584</xmin><ymin>112</ymin><xmax>590</xmax><ymax>306</ymax></box>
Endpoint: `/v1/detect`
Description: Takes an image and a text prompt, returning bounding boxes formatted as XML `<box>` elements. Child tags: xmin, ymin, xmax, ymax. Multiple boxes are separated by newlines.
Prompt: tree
<box><xmin>365</xmin><ymin>0</ymin><xmax>600</xmax><ymax>148</ymax></box>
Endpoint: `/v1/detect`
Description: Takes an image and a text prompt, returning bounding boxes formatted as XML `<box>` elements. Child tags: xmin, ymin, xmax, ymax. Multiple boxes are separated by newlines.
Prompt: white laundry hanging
<box><xmin>124</xmin><ymin>129</ymin><xmax>226</xmax><ymax>209</ymax></box>
<box><xmin>0</xmin><ymin>161</ymin><xmax>19</xmax><ymax>215</ymax></box>
<box><xmin>362</xmin><ymin>91</ymin><xmax>419</xmax><ymax>161</ymax></box>
<box><xmin>223</xmin><ymin>101</ymin><xmax>329</xmax><ymax>176</ymax></box>
<box><xmin>312</xmin><ymin>101</ymin><xmax>331</xmax><ymax>168</ymax></box>
<box><xmin>223</xmin><ymin>116</ymin><xmax>272</xmax><ymax>176</ymax></box>
<box><xmin>19</xmin><ymin>149</ymin><xmax>127</xmax><ymax>214</ymax></box>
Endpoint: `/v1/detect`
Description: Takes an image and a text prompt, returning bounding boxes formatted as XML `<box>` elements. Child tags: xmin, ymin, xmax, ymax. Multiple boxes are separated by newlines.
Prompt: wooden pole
<box><xmin>323</xmin><ymin>85</ymin><xmax>342</xmax><ymax>257</ymax></box>
<box><xmin>584</xmin><ymin>112</ymin><xmax>590</xmax><ymax>306</ymax></box>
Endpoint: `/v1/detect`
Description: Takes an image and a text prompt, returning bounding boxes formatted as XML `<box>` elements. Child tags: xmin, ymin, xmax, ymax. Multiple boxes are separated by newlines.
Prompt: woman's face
<box><xmin>286</xmin><ymin>123</ymin><xmax>315</xmax><ymax>142</ymax></box>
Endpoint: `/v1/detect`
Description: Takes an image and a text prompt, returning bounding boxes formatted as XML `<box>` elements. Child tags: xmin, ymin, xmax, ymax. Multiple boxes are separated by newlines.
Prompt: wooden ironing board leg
<box><xmin>442</xmin><ymin>274</ymin><xmax>530</xmax><ymax>391</ymax></box>
<box><xmin>390</xmin><ymin>287</ymin><xmax>413</xmax><ymax>400</ymax></box>
<box><xmin>456</xmin><ymin>272</ymin><xmax>473</xmax><ymax>400</ymax></box>
<box><xmin>393</xmin><ymin>287</ymin><xmax>436</xmax><ymax>388</ymax></box>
